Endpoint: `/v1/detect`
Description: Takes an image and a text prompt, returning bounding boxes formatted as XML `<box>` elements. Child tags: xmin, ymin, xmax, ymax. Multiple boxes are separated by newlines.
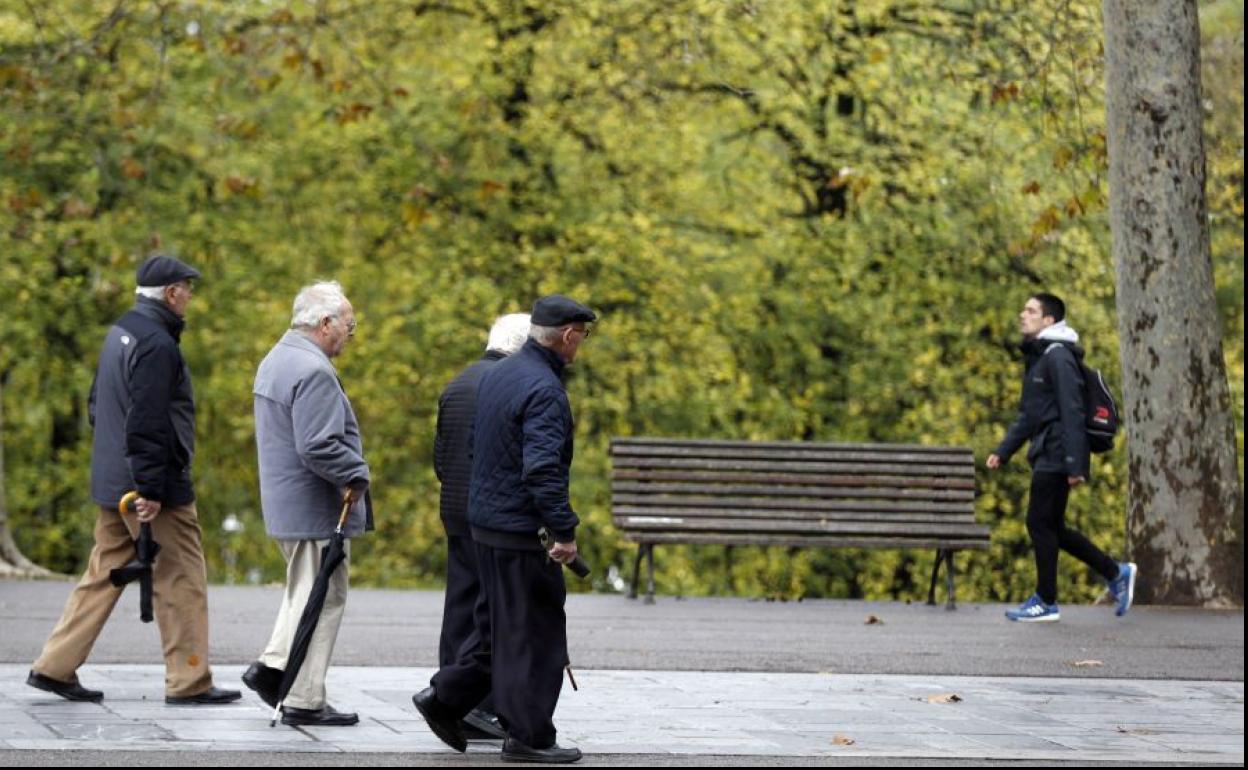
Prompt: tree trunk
<box><xmin>1102</xmin><ymin>0</ymin><xmax>1245</xmax><ymax>606</ymax></box>
<box><xmin>0</xmin><ymin>373</ymin><xmax>56</xmax><ymax>578</ymax></box>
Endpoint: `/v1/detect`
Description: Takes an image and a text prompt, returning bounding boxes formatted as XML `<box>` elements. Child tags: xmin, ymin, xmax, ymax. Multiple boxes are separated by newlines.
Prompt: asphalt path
<box><xmin>1</xmin><ymin>581</ymin><xmax>1241</xmax><ymax>681</ymax></box>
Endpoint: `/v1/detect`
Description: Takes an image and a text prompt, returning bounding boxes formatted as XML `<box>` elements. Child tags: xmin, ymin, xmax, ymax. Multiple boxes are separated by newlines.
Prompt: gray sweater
<box><xmin>253</xmin><ymin>330</ymin><xmax>372</xmax><ymax>539</ymax></box>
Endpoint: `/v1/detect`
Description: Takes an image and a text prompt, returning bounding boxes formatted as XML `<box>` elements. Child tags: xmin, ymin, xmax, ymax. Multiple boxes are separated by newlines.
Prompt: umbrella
<box><xmin>538</xmin><ymin>526</ymin><xmax>591</xmax><ymax>579</ymax></box>
<box><xmin>270</xmin><ymin>491</ymin><xmax>355</xmax><ymax>727</ymax></box>
<box><xmin>110</xmin><ymin>491</ymin><xmax>160</xmax><ymax>623</ymax></box>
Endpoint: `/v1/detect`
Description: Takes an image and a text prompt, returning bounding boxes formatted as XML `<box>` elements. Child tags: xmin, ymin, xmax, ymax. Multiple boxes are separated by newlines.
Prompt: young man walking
<box><xmin>987</xmin><ymin>293</ymin><xmax>1137</xmax><ymax>622</ymax></box>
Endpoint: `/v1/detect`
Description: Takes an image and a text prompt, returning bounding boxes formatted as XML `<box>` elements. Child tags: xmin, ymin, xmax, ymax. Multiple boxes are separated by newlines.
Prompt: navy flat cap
<box><xmin>531</xmin><ymin>294</ymin><xmax>597</xmax><ymax>326</ymax></box>
<box><xmin>136</xmin><ymin>255</ymin><xmax>200</xmax><ymax>287</ymax></box>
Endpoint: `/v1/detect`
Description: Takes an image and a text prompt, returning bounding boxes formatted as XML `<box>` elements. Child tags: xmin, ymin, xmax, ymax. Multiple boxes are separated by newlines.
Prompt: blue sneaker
<box><xmin>1005</xmin><ymin>594</ymin><xmax>1060</xmax><ymax>622</ymax></box>
<box><xmin>1109</xmin><ymin>562</ymin><xmax>1137</xmax><ymax>617</ymax></box>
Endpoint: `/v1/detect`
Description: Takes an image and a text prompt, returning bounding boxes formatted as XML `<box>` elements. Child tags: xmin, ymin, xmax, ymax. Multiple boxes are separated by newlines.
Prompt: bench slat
<box><xmin>611</xmin><ymin>437</ymin><xmax>969</xmax><ymax>453</ymax></box>
<box><xmin>612</xmin><ymin>480</ymin><xmax>975</xmax><ymax>499</ymax></box>
<box><xmin>613</xmin><ymin>507</ymin><xmax>972</xmax><ymax>523</ymax></box>
<box><xmin>615</xmin><ymin>516</ymin><xmax>987</xmax><ymax>536</ymax></box>
<box><xmin>613</xmin><ymin>472</ymin><xmax>976</xmax><ymax>490</ymax></box>
<box><xmin>622</xmin><ymin>532</ymin><xmax>991</xmax><ymax>550</ymax></box>
<box><xmin>612</xmin><ymin>495</ymin><xmax>971</xmax><ymax>514</ymax></box>
<box><xmin>612</xmin><ymin>444</ymin><xmax>972</xmax><ymax>465</ymax></box>
<box><xmin>613</xmin><ymin>456</ymin><xmax>976</xmax><ymax>477</ymax></box>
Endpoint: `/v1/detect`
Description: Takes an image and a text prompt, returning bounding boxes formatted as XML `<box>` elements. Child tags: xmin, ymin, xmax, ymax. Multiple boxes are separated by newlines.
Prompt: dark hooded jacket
<box><xmin>88</xmin><ymin>297</ymin><xmax>196</xmax><ymax>507</ymax></box>
<box><xmin>994</xmin><ymin>335</ymin><xmax>1090</xmax><ymax>479</ymax></box>
<box><xmin>468</xmin><ymin>339</ymin><xmax>580</xmax><ymax>545</ymax></box>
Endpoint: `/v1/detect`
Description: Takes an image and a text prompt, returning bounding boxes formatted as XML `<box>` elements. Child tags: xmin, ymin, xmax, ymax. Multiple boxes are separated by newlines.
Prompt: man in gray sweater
<box><xmin>244</xmin><ymin>281</ymin><xmax>372</xmax><ymax>726</ymax></box>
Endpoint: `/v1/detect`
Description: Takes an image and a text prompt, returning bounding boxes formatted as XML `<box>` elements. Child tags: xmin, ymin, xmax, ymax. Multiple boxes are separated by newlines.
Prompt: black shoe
<box><xmin>165</xmin><ymin>686</ymin><xmax>243</xmax><ymax>705</ymax></box>
<box><xmin>502</xmin><ymin>737</ymin><xmax>582</xmax><ymax>764</ymax></box>
<box><xmin>412</xmin><ymin>687</ymin><xmax>466</xmax><ymax>752</ymax></box>
<box><xmin>241</xmin><ymin>661</ymin><xmax>283</xmax><ymax>708</ymax></box>
<box><xmin>281</xmin><ymin>704</ymin><xmax>359</xmax><ymax>727</ymax></box>
<box><xmin>26</xmin><ymin>670</ymin><xmax>103</xmax><ymax>702</ymax></box>
<box><xmin>462</xmin><ymin>707</ymin><xmax>507</xmax><ymax>740</ymax></box>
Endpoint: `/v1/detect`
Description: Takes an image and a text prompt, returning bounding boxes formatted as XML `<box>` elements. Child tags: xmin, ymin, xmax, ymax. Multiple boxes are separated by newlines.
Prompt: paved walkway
<box><xmin>1</xmin><ymin>665</ymin><xmax>1242</xmax><ymax>764</ymax></box>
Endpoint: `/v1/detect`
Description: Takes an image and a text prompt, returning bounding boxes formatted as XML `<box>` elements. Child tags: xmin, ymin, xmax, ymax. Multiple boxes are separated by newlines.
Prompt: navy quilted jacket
<box><xmin>468</xmin><ymin>339</ymin><xmax>580</xmax><ymax>541</ymax></box>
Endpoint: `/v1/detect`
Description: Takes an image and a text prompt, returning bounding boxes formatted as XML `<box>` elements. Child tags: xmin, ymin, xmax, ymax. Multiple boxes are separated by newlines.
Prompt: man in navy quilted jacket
<box><xmin>414</xmin><ymin>295</ymin><xmax>594</xmax><ymax>764</ymax></box>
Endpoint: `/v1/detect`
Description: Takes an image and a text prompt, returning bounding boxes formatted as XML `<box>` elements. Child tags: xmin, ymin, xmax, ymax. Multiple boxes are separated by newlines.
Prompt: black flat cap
<box><xmin>136</xmin><ymin>255</ymin><xmax>200</xmax><ymax>287</ymax></box>
<box><xmin>531</xmin><ymin>294</ymin><xmax>597</xmax><ymax>327</ymax></box>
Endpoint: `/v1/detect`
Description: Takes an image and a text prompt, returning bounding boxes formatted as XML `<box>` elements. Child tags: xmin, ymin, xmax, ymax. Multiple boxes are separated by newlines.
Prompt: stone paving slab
<box><xmin>1</xmin><ymin>664</ymin><xmax>1241</xmax><ymax>763</ymax></box>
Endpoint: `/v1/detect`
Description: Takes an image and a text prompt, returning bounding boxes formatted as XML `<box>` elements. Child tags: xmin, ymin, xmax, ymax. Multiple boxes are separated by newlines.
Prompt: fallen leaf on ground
<box><xmin>865</xmin><ymin>614</ymin><xmax>884</xmax><ymax>625</ymax></box>
<box><xmin>831</xmin><ymin>734</ymin><xmax>856</xmax><ymax>746</ymax></box>
<box><xmin>926</xmin><ymin>693</ymin><xmax>963</xmax><ymax>704</ymax></box>
<box><xmin>1070</xmin><ymin>659</ymin><xmax>1104</xmax><ymax>668</ymax></box>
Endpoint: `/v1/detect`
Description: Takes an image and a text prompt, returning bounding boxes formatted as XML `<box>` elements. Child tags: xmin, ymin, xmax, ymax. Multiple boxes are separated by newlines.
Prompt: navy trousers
<box><xmin>432</xmin><ymin>543</ymin><xmax>567</xmax><ymax>748</ymax></box>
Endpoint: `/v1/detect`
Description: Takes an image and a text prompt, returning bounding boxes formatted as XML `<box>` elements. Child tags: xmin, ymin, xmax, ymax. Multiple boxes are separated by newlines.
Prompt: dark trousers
<box><xmin>432</xmin><ymin>543</ymin><xmax>567</xmax><ymax>748</ymax></box>
<box><xmin>438</xmin><ymin>534</ymin><xmax>493</xmax><ymax>713</ymax></box>
<box><xmin>1026</xmin><ymin>471</ymin><xmax>1119</xmax><ymax>605</ymax></box>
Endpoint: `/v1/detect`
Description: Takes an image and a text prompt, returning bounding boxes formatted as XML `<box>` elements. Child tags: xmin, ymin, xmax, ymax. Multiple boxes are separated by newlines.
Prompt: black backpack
<box><xmin>1046</xmin><ymin>343</ymin><xmax>1121</xmax><ymax>453</ymax></box>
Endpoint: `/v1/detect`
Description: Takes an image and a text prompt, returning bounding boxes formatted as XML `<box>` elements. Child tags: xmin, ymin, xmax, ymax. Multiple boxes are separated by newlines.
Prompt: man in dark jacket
<box><xmin>414</xmin><ymin>295</ymin><xmax>593</xmax><ymax>765</ymax></box>
<box><xmin>27</xmin><ymin>255</ymin><xmax>240</xmax><ymax>705</ymax></box>
<box><xmin>432</xmin><ymin>312</ymin><xmax>530</xmax><ymax>740</ymax></box>
<box><xmin>988</xmin><ymin>293</ymin><xmax>1136</xmax><ymax>622</ymax></box>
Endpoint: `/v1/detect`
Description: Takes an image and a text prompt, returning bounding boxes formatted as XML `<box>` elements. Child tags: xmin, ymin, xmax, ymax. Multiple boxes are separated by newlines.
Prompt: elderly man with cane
<box><xmin>414</xmin><ymin>294</ymin><xmax>595</xmax><ymax>764</ymax></box>
<box><xmin>27</xmin><ymin>254</ymin><xmax>240</xmax><ymax>706</ymax></box>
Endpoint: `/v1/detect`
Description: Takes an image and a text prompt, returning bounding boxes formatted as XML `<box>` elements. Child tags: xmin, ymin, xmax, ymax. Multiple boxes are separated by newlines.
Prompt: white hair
<box><xmin>135</xmin><ymin>285</ymin><xmax>167</xmax><ymax>300</ymax></box>
<box><xmin>529</xmin><ymin>324</ymin><xmax>564</xmax><ymax>346</ymax></box>
<box><xmin>291</xmin><ymin>281</ymin><xmax>348</xmax><ymax>329</ymax></box>
<box><xmin>487</xmin><ymin>313</ymin><xmax>531</xmax><ymax>354</ymax></box>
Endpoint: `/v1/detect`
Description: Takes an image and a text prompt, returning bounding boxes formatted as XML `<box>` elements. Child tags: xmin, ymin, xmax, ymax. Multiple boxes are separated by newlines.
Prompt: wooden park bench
<box><xmin>610</xmin><ymin>437</ymin><xmax>990</xmax><ymax>609</ymax></box>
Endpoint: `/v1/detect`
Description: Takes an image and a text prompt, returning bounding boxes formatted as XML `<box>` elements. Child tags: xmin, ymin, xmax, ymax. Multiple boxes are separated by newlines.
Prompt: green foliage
<box><xmin>1</xmin><ymin>1</ymin><xmax>1241</xmax><ymax>604</ymax></box>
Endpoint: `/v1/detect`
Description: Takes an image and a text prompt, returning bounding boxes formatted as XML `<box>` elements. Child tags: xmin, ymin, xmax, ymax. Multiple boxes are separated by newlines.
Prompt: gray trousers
<box><xmin>259</xmin><ymin>539</ymin><xmax>350</xmax><ymax>710</ymax></box>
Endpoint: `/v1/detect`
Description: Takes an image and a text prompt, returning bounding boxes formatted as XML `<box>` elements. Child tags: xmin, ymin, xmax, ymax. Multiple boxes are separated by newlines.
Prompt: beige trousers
<box><xmin>259</xmin><ymin>538</ymin><xmax>350</xmax><ymax>710</ymax></box>
<box><xmin>33</xmin><ymin>503</ymin><xmax>214</xmax><ymax>698</ymax></box>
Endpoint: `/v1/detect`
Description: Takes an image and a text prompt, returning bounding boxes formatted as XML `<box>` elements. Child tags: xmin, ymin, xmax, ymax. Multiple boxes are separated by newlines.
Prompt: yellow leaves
<box><xmin>61</xmin><ymin>197</ymin><xmax>94</xmax><ymax>219</ymax></box>
<box><xmin>215</xmin><ymin>115</ymin><xmax>262</xmax><ymax>140</ymax></box>
<box><xmin>991</xmin><ymin>82</ymin><xmax>1020</xmax><ymax>105</ymax></box>
<box><xmin>333</xmin><ymin>102</ymin><xmax>374</xmax><ymax>125</ymax></box>
<box><xmin>1030</xmin><ymin>205</ymin><xmax>1062</xmax><ymax>239</ymax></box>
<box><xmin>120</xmin><ymin>157</ymin><xmax>146</xmax><ymax>180</ymax></box>
<box><xmin>1021</xmin><ymin>181</ymin><xmax>1042</xmax><ymax>195</ymax></box>
<box><xmin>223</xmin><ymin>175</ymin><xmax>259</xmax><ymax>196</ymax></box>
<box><xmin>479</xmin><ymin>179</ymin><xmax>506</xmax><ymax>200</ymax></box>
<box><xmin>401</xmin><ymin>202</ymin><xmax>432</xmax><ymax>229</ymax></box>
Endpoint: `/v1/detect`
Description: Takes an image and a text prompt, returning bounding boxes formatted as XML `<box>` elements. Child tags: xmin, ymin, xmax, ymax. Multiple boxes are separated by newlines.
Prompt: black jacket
<box><xmin>434</xmin><ymin>350</ymin><xmax>506</xmax><ymax>537</ymax></box>
<box><xmin>994</xmin><ymin>337</ymin><xmax>1090</xmax><ymax>478</ymax></box>
<box><xmin>89</xmin><ymin>297</ymin><xmax>196</xmax><ymax>507</ymax></box>
<box><xmin>468</xmin><ymin>339</ymin><xmax>580</xmax><ymax>543</ymax></box>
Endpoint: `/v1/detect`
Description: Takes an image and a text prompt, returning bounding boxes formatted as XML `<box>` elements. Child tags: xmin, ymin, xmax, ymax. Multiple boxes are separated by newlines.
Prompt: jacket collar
<box><xmin>133</xmin><ymin>297</ymin><xmax>185</xmax><ymax>342</ymax></box>
<box><xmin>482</xmin><ymin>349</ymin><xmax>508</xmax><ymax>362</ymax></box>
<box><xmin>279</xmin><ymin>329</ymin><xmax>335</xmax><ymax>368</ymax></box>
<box><xmin>522</xmin><ymin>338</ymin><xmax>567</xmax><ymax>377</ymax></box>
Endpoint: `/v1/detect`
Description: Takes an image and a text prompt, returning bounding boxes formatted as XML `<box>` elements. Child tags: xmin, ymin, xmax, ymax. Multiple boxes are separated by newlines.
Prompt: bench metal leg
<box><xmin>926</xmin><ymin>548</ymin><xmax>959</xmax><ymax>610</ymax></box>
<box><xmin>926</xmin><ymin>548</ymin><xmax>945</xmax><ymax>606</ymax></box>
<box><xmin>628</xmin><ymin>544</ymin><xmax>644</xmax><ymax>600</ymax></box>
<box><xmin>645</xmin><ymin>544</ymin><xmax>656</xmax><ymax>605</ymax></box>
<box><xmin>944</xmin><ymin>549</ymin><xmax>957</xmax><ymax>611</ymax></box>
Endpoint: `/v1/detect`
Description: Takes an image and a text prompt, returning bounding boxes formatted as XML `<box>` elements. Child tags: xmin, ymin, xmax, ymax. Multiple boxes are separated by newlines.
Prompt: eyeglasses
<box><xmin>329</xmin><ymin>316</ymin><xmax>357</xmax><ymax>336</ymax></box>
<box><xmin>573</xmin><ymin>325</ymin><xmax>592</xmax><ymax>338</ymax></box>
